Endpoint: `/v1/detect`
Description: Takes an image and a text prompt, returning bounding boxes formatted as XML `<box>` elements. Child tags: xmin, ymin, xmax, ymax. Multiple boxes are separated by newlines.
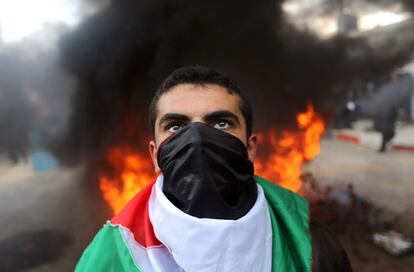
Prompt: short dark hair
<box><xmin>149</xmin><ymin>65</ymin><xmax>253</xmax><ymax>137</ymax></box>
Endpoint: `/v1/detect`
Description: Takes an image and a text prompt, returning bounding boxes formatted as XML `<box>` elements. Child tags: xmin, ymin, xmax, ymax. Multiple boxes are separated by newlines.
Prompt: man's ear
<box><xmin>247</xmin><ymin>134</ymin><xmax>258</xmax><ymax>162</ymax></box>
<box><xmin>149</xmin><ymin>140</ymin><xmax>161</xmax><ymax>173</ymax></box>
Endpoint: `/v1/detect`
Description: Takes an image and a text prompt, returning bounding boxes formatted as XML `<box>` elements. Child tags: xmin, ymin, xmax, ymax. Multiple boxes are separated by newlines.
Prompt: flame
<box><xmin>254</xmin><ymin>104</ymin><xmax>325</xmax><ymax>192</ymax></box>
<box><xmin>99</xmin><ymin>147</ymin><xmax>156</xmax><ymax>214</ymax></box>
<box><xmin>100</xmin><ymin>104</ymin><xmax>324</xmax><ymax>214</ymax></box>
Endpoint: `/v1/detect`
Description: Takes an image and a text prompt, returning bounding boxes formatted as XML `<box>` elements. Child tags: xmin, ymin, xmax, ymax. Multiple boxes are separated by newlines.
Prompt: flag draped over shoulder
<box><xmin>75</xmin><ymin>176</ymin><xmax>312</xmax><ymax>272</ymax></box>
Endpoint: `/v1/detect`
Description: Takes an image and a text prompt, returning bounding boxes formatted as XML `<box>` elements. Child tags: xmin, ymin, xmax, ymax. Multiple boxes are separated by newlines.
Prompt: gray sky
<box><xmin>0</xmin><ymin>0</ymin><xmax>106</xmax><ymax>44</ymax></box>
<box><xmin>283</xmin><ymin>0</ymin><xmax>412</xmax><ymax>38</ymax></box>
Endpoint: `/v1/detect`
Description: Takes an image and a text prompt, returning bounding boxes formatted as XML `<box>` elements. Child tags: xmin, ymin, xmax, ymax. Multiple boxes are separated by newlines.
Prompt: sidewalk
<box><xmin>0</xmin><ymin>156</ymin><xmax>34</xmax><ymax>186</ymax></box>
<box><xmin>333</xmin><ymin>120</ymin><xmax>414</xmax><ymax>152</ymax></box>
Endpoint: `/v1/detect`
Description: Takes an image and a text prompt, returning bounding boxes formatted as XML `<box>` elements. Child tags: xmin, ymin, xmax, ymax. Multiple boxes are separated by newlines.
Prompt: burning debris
<box><xmin>99</xmin><ymin>146</ymin><xmax>156</xmax><ymax>214</ymax></box>
<box><xmin>254</xmin><ymin>104</ymin><xmax>325</xmax><ymax>192</ymax></box>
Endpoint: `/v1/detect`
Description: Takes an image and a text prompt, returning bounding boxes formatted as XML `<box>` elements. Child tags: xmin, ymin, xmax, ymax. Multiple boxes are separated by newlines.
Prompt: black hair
<box><xmin>149</xmin><ymin>65</ymin><xmax>253</xmax><ymax>137</ymax></box>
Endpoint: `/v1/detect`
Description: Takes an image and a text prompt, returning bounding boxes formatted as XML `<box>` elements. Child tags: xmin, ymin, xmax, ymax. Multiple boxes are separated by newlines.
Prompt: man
<box><xmin>76</xmin><ymin>66</ymin><xmax>352</xmax><ymax>271</ymax></box>
<box><xmin>374</xmin><ymin>106</ymin><xmax>398</xmax><ymax>153</ymax></box>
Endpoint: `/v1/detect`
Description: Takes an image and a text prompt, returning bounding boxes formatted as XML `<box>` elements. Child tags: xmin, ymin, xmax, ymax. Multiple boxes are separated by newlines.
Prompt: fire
<box><xmin>100</xmin><ymin>104</ymin><xmax>324</xmax><ymax>214</ymax></box>
<box><xmin>254</xmin><ymin>104</ymin><xmax>325</xmax><ymax>192</ymax></box>
<box><xmin>99</xmin><ymin>147</ymin><xmax>156</xmax><ymax>214</ymax></box>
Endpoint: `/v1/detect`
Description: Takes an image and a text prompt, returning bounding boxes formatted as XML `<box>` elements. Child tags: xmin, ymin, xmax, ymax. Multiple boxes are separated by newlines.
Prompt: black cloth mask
<box><xmin>157</xmin><ymin>122</ymin><xmax>257</xmax><ymax>219</ymax></box>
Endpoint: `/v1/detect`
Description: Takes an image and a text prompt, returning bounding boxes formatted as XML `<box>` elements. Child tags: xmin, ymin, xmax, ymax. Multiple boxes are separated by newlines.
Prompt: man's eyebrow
<box><xmin>203</xmin><ymin>110</ymin><xmax>240</xmax><ymax>125</ymax></box>
<box><xmin>158</xmin><ymin>113</ymin><xmax>191</xmax><ymax>126</ymax></box>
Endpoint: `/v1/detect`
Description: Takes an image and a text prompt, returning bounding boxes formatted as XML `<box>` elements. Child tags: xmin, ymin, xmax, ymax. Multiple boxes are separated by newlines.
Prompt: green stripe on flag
<box><xmin>255</xmin><ymin>176</ymin><xmax>312</xmax><ymax>272</ymax></box>
<box><xmin>75</xmin><ymin>223</ymin><xmax>142</xmax><ymax>272</ymax></box>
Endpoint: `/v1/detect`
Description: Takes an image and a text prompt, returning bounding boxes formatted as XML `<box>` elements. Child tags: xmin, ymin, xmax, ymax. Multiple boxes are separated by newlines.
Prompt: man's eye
<box><xmin>212</xmin><ymin>121</ymin><xmax>231</xmax><ymax>130</ymax></box>
<box><xmin>166</xmin><ymin>124</ymin><xmax>183</xmax><ymax>133</ymax></box>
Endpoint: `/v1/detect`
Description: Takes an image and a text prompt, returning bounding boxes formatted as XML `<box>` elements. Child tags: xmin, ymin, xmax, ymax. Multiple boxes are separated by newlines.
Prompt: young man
<box><xmin>76</xmin><ymin>66</ymin><xmax>352</xmax><ymax>271</ymax></box>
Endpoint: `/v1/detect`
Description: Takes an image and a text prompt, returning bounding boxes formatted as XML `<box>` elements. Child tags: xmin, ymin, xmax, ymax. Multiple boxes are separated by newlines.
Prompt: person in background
<box><xmin>374</xmin><ymin>106</ymin><xmax>398</xmax><ymax>153</ymax></box>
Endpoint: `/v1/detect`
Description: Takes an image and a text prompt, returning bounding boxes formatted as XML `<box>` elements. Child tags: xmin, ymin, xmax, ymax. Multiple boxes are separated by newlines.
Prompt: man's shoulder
<box><xmin>75</xmin><ymin>222</ymin><xmax>141</xmax><ymax>272</ymax></box>
<box><xmin>310</xmin><ymin>221</ymin><xmax>353</xmax><ymax>272</ymax></box>
<box><xmin>111</xmin><ymin>182</ymin><xmax>154</xmax><ymax>226</ymax></box>
<box><xmin>255</xmin><ymin>176</ymin><xmax>353</xmax><ymax>271</ymax></box>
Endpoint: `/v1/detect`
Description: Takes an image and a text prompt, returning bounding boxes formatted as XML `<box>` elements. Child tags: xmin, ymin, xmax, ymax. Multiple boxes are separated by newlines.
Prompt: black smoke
<box><xmin>57</xmin><ymin>0</ymin><xmax>414</xmax><ymax>164</ymax></box>
<box><xmin>0</xmin><ymin>1</ymin><xmax>107</xmax><ymax>163</ymax></box>
<box><xmin>0</xmin><ymin>55</ymin><xmax>32</xmax><ymax>162</ymax></box>
<box><xmin>0</xmin><ymin>24</ymin><xmax>77</xmax><ymax>162</ymax></box>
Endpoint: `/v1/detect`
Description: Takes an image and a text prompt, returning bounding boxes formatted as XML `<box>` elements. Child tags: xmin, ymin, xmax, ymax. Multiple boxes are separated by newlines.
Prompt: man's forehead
<box><xmin>156</xmin><ymin>83</ymin><xmax>242</xmax><ymax>118</ymax></box>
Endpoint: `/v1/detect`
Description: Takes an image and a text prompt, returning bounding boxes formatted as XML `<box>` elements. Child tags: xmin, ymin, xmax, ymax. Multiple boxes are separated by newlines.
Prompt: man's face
<box><xmin>149</xmin><ymin>83</ymin><xmax>257</xmax><ymax>172</ymax></box>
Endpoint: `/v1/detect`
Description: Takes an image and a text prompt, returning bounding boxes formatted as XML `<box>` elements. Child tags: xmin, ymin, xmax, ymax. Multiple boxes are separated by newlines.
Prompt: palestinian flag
<box><xmin>75</xmin><ymin>176</ymin><xmax>312</xmax><ymax>271</ymax></box>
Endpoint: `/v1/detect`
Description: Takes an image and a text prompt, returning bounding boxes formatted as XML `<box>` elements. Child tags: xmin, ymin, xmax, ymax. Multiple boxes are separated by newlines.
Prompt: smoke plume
<box><xmin>0</xmin><ymin>0</ymin><xmax>109</xmax><ymax>162</ymax></box>
<box><xmin>56</xmin><ymin>0</ymin><xmax>414</xmax><ymax>163</ymax></box>
<box><xmin>0</xmin><ymin>24</ymin><xmax>76</xmax><ymax>162</ymax></box>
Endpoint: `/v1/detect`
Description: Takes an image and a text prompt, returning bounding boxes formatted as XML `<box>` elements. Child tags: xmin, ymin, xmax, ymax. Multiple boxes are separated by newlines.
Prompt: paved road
<box><xmin>305</xmin><ymin>138</ymin><xmax>414</xmax><ymax>221</ymax></box>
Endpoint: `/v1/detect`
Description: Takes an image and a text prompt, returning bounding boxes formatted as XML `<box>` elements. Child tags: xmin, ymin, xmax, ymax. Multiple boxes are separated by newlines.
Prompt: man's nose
<box><xmin>191</xmin><ymin>118</ymin><xmax>205</xmax><ymax>124</ymax></box>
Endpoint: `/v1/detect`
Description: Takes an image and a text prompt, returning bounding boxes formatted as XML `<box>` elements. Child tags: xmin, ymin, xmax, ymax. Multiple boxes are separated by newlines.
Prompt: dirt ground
<box><xmin>0</xmin><ymin>137</ymin><xmax>413</xmax><ymax>271</ymax></box>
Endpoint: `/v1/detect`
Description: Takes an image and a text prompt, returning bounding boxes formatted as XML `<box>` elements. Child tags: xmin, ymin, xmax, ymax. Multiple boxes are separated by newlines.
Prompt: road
<box><xmin>0</xmin><ymin>160</ymin><xmax>106</xmax><ymax>272</ymax></box>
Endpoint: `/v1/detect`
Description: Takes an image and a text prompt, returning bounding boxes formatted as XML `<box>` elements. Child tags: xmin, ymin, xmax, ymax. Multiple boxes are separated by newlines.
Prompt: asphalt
<box><xmin>0</xmin><ymin>159</ymin><xmax>106</xmax><ymax>272</ymax></box>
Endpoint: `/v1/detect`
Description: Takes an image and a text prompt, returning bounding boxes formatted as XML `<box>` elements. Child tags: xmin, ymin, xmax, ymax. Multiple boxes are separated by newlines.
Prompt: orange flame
<box><xmin>254</xmin><ymin>104</ymin><xmax>325</xmax><ymax>192</ymax></box>
<box><xmin>100</xmin><ymin>104</ymin><xmax>325</xmax><ymax>214</ymax></box>
<box><xmin>99</xmin><ymin>147</ymin><xmax>156</xmax><ymax>214</ymax></box>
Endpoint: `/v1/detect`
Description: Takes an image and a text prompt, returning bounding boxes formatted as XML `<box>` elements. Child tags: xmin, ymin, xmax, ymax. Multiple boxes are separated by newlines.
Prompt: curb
<box><xmin>336</xmin><ymin>133</ymin><xmax>359</xmax><ymax>144</ymax></box>
<box><xmin>335</xmin><ymin>131</ymin><xmax>414</xmax><ymax>153</ymax></box>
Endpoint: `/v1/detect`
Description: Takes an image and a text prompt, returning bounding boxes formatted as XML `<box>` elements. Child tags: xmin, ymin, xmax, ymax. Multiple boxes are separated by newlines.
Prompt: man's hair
<box><xmin>149</xmin><ymin>65</ymin><xmax>253</xmax><ymax>137</ymax></box>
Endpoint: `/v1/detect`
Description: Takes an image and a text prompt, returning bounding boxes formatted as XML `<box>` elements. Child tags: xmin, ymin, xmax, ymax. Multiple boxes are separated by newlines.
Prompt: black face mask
<box><xmin>157</xmin><ymin>122</ymin><xmax>257</xmax><ymax>219</ymax></box>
